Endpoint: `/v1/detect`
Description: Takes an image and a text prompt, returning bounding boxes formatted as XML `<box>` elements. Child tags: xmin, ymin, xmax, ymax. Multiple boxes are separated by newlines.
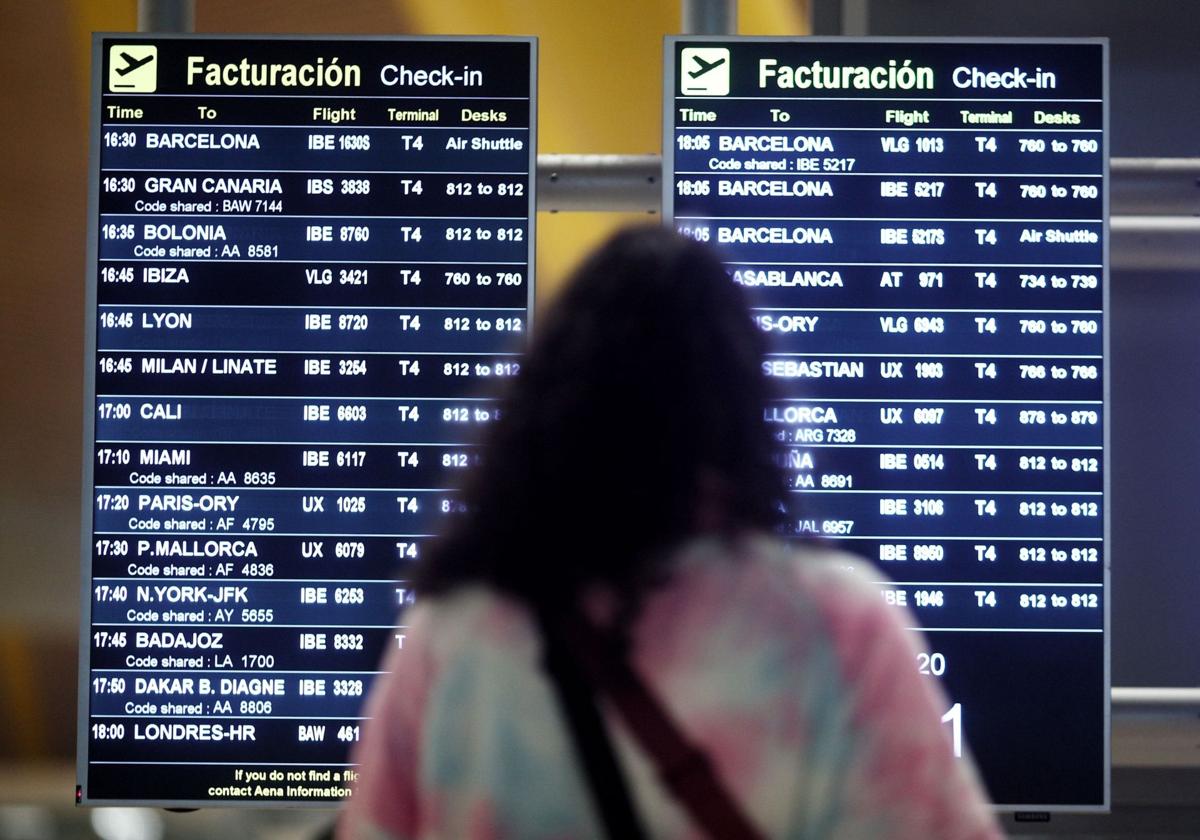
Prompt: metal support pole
<box><xmin>1111</xmin><ymin>158</ymin><xmax>1200</xmax><ymax>216</ymax></box>
<box><xmin>138</xmin><ymin>0</ymin><xmax>195</xmax><ymax>33</ymax></box>
<box><xmin>1111</xmin><ymin>216</ymin><xmax>1200</xmax><ymax>271</ymax></box>
<box><xmin>840</xmin><ymin>0</ymin><xmax>870</xmax><ymax>36</ymax></box>
<box><xmin>537</xmin><ymin>155</ymin><xmax>662</xmax><ymax>213</ymax></box>
<box><xmin>682</xmin><ymin>0</ymin><xmax>737</xmax><ymax>35</ymax></box>
<box><xmin>1113</xmin><ymin>687</ymin><xmax>1200</xmax><ymax>710</ymax></box>
<box><xmin>533</xmin><ymin>154</ymin><xmax>1200</xmax><ymax>270</ymax></box>
<box><xmin>534</xmin><ymin>154</ymin><xmax>1200</xmax><ymax>211</ymax></box>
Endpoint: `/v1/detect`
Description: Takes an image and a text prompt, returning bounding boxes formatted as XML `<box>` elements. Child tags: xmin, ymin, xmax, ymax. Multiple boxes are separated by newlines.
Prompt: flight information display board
<box><xmin>78</xmin><ymin>34</ymin><xmax>535</xmax><ymax>805</ymax></box>
<box><xmin>665</xmin><ymin>37</ymin><xmax>1108</xmax><ymax>809</ymax></box>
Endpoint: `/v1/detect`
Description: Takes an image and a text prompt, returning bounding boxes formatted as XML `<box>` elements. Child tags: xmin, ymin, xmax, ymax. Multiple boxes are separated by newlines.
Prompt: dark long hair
<box><xmin>414</xmin><ymin>225</ymin><xmax>785</xmax><ymax>607</ymax></box>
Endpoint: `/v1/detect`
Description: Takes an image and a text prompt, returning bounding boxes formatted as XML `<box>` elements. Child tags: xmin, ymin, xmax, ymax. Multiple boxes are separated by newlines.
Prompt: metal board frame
<box><xmin>77</xmin><ymin>31</ymin><xmax>538</xmax><ymax>808</ymax></box>
<box><xmin>663</xmin><ymin>34</ymin><xmax>1111</xmax><ymax>814</ymax></box>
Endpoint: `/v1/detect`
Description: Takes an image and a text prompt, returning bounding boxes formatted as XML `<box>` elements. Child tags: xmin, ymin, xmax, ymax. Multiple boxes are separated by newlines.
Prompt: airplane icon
<box><xmin>688</xmin><ymin>55</ymin><xmax>726</xmax><ymax>79</ymax></box>
<box><xmin>108</xmin><ymin>44</ymin><xmax>157</xmax><ymax>92</ymax></box>
<box><xmin>115</xmin><ymin>51</ymin><xmax>154</xmax><ymax>77</ymax></box>
<box><xmin>681</xmin><ymin>47</ymin><xmax>730</xmax><ymax>96</ymax></box>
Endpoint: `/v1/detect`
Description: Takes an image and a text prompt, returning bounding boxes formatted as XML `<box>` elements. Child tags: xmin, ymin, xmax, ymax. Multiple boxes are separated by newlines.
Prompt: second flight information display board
<box><xmin>666</xmin><ymin>37</ymin><xmax>1108</xmax><ymax>809</ymax></box>
<box><xmin>78</xmin><ymin>34</ymin><xmax>535</xmax><ymax>805</ymax></box>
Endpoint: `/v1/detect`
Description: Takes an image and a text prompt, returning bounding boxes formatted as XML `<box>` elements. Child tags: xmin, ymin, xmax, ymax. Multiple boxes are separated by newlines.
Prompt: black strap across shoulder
<box><xmin>537</xmin><ymin>607</ymin><xmax>764</xmax><ymax>840</ymax></box>
<box><xmin>538</xmin><ymin>607</ymin><xmax>649</xmax><ymax>840</ymax></box>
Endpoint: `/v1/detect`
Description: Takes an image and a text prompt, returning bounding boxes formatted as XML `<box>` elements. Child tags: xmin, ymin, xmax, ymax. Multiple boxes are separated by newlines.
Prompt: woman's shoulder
<box><xmin>680</xmin><ymin>533</ymin><xmax>885</xmax><ymax>610</ymax></box>
<box><xmin>628</xmin><ymin>534</ymin><xmax>890</xmax><ymax>655</ymax></box>
<box><xmin>400</xmin><ymin>583</ymin><xmax>540</xmax><ymax>664</ymax></box>
<box><xmin>402</xmin><ymin>535</ymin><xmax>894</xmax><ymax>666</ymax></box>
<box><xmin>746</xmin><ymin>535</ymin><xmax>904</xmax><ymax>641</ymax></box>
<box><xmin>776</xmin><ymin>538</ymin><xmax>890</xmax><ymax>609</ymax></box>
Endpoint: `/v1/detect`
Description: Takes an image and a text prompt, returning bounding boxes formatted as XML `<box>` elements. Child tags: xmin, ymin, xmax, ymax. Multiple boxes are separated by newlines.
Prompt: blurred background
<box><xmin>3</xmin><ymin>0</ymin><xmax>1199</xmax><ymax>837</ymax></box>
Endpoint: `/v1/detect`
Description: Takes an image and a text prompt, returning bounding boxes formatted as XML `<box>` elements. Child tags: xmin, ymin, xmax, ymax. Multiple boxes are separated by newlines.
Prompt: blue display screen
<box><xmin>665</xmin><ymin>38</ymin><xmax>1108</xmax><ymax>810</ymax></box>
<box><xmin>79</xmin><ymin>35</ymin><xmax>536</xmax><ymax>805</ymax></box>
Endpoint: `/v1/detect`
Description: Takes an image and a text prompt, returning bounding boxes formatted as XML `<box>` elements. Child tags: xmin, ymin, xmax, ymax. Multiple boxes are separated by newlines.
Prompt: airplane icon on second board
<box><xmin>115</xmin><ymin>51</ymin><xmax>154</xmax><ymax>76</ymax></box>
<box><xmin>680</xmin><ymin>47</ymin><xmax>730</xmax><ymax>95</ymax></box>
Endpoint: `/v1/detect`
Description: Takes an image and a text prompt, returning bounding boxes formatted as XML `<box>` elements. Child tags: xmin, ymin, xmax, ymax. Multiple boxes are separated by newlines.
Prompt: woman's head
<box><xmin>416</xmin><ymin>225</ymin><xmax>784</xmax><ymax>604</ymax></box>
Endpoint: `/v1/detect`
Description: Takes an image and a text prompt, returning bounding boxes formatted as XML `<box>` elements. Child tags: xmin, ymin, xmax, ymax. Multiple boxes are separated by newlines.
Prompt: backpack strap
<box><xmin>539</xmin><ymin>608</ymin><xmax>765</xmax><ymax>840</ymax></box>
<box><xmin>539</xmin><ymin>607</ymin><xmax>649</xmax><ymax>840</ymax></box>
